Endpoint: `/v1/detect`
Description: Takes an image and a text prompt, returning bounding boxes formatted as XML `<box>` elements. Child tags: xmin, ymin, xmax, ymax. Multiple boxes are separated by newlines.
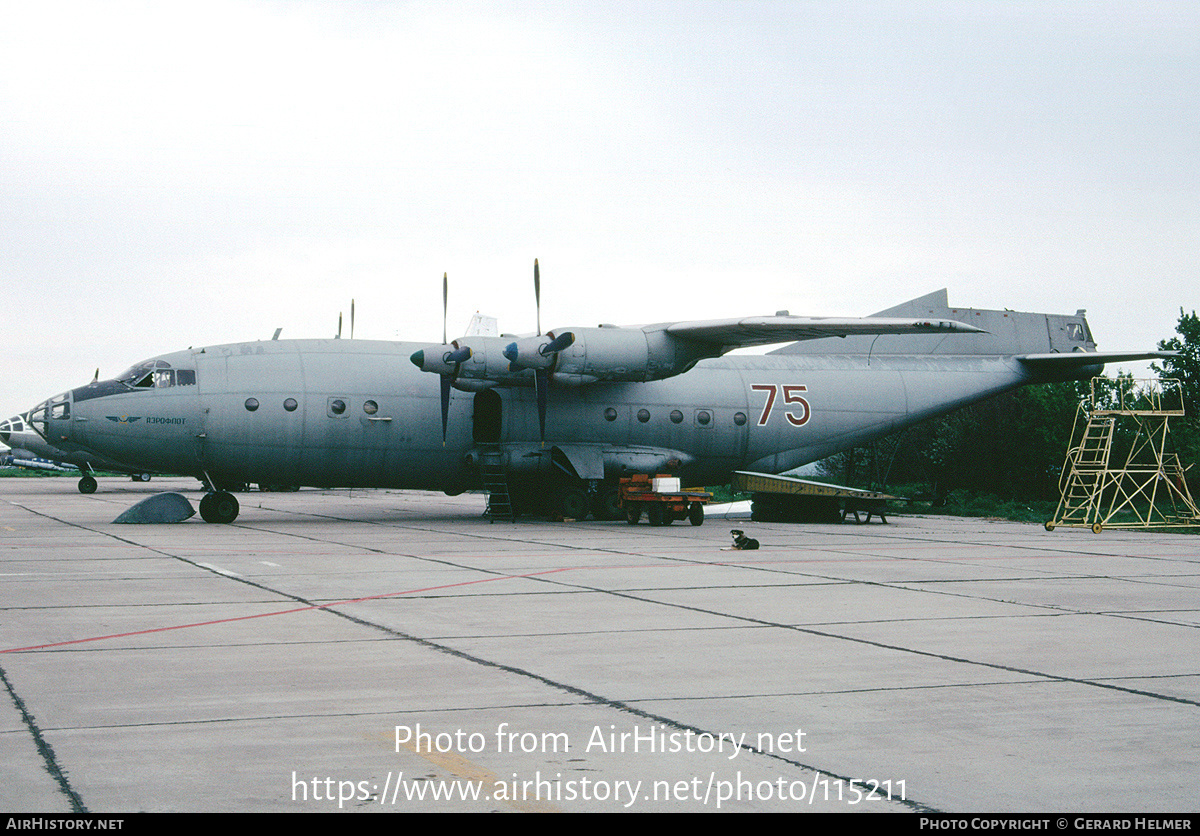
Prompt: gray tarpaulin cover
<box><xmin>113</xmin><ymin>492</ymin><xmax>196</xmax><ymax>524</ymax></box>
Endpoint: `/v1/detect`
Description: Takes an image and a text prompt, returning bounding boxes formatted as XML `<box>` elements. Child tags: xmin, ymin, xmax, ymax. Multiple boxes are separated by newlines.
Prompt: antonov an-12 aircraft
<box><xmin>23</xmin><ymin>273</ymin><xmax>1166</xmax><ymax>523</ymax></box>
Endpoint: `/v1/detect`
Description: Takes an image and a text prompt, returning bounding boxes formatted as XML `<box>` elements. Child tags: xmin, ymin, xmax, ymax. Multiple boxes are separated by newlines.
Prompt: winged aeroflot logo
<box><xmin>105</xmin><ymin>416</ymin><xmax>186</xmax><ymax>424</ymax></box>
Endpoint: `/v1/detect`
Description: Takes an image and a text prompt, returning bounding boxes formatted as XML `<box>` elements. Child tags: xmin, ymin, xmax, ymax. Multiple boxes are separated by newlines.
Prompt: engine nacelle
<box><xmin>412</xmin><ymin>326</ymin><xmax>707</xmax><ymax>387</ymax></box>
<box><xmin>548</xmin><ymin>326</ymin><xmax>689</xmax><ymax>384</ymax></box>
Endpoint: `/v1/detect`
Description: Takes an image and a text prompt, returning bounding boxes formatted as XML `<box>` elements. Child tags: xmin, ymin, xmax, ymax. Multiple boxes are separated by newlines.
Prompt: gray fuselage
<box><xmin>33</xmin><ymin>336</ymin><xmax>1072</xmax><ymax>492</ymax></box>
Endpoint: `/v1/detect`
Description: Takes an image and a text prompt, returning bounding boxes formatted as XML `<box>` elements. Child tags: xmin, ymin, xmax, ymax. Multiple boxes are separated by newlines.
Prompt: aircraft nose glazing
<box><xmin>0</xmin><ymin>415</ymin><xmax>16</xmax><ymax>445</ymax></box>
<box><xmin>28</xmin><ymin>392</ymin><xmax>73</xmax><ymax>444</ymax></box>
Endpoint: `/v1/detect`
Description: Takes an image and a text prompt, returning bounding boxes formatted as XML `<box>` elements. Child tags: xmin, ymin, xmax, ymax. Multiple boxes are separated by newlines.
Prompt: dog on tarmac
<box><xmin>728</xmin><ymin>529</ymin><xmax>760</xmax><ymax>550</ymax></box>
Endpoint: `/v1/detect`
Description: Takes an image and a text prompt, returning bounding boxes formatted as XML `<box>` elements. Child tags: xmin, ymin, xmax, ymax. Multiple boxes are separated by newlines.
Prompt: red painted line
<box><xmin>2</xmin><ymin>546</ymin><xmax>1088</xmax><ymax>654</ymax></box>
<box><xmin>1</xmin><ymin>566</ymin><xmax>577</xmax><ymax>654</ymax></box>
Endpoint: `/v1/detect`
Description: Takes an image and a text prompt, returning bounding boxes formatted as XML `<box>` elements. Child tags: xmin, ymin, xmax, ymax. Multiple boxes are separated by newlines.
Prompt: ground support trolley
<box><xmin>619</xmin><ymin>474</ymin><xmax>711</xmax><ymax>526</ymax></box>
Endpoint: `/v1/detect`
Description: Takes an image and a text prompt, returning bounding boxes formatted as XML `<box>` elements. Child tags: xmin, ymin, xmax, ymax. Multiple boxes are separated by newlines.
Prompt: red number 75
<box><xmin>750</xmin><ymin>384</ymin><xmax>810</xmax><ymax>427</ymax></box>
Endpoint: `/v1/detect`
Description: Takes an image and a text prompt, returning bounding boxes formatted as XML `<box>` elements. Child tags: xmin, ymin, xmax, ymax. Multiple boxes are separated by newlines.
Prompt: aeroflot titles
<box><xmin>105</xmin><ymin>417</ymin><xmax>187</xmax><ymax>425</ymax></box>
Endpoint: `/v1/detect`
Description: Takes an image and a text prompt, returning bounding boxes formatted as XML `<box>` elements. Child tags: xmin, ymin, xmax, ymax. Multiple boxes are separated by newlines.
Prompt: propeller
<box><xmin>438</xmin><ymin>343</ymin><xmax>471</xmax><ymax>444</ymax></box>
<box><xmin>500</xmin><ymin>260</ymin><xmax>575</xmax><ymax>444</ymax></box>
<box><xmin>410</xmin><ymin>341</ymin><xmax>472</xmax><ymax>444</ymax></box>
<box><xmin>410</xmin><ymin>273</ymin><xmax>474</xmax><ymax>444</ymax></box>
<box><xmin>534</xmin><ymin>367</ymin><xmax>549</xmax><ymax>444</ymax></box>
<box><xmin>411</xmin><ymin>261</ymin><xmax>565</xmax><ymax>444</ymax></box>
<box><xmin>439</xmin><ymin>274</ymin><xmax>452</xmax><ymax>442</ymax></box>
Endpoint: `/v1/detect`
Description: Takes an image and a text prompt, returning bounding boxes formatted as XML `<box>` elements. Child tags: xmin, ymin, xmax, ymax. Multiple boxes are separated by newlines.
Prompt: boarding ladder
<box><xmin>1051</xmin><ymin>409</ymin><xmax>1114</xmax><ymax>529</ymax></box>
<box><xmin>479</xmin><ymin>445</ymin><xmax>515</xmax><ymax>522</ymax></box>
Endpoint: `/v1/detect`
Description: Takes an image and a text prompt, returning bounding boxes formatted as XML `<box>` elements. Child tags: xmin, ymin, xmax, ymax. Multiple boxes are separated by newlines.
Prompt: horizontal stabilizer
<box><xmin>1016</xmin><ymin>351</ymin><xmax>1175</xmax><ymax>368</ymax></box>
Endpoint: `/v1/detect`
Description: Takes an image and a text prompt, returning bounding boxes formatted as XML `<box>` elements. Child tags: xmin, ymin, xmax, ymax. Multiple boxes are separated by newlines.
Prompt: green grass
<box><xmin>704</xmin><ymin>485</ymin><xmax>751</xmax><ymax>504</ymax></box>
<box><xmin>0</xmin><ymin>468</ymin><xmax>77</xmax><ymax>478</ymax></box>
<box><xmin>927</xmin><ymin>490</ymin><xmax>1060</xmax><ymax>523</ymax></box>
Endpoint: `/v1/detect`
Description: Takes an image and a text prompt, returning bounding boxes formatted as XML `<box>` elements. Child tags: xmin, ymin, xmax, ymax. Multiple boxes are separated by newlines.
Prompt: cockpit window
<box><xmin>0</xmin><ymin>415</ymin><xmax>24</xmax><ymax>444</ymax></box>
<box><xmin>118</xmin><ymin>361</ymin><xmax>158</xmax><ymax>388</ymax></box>
<box><xmin>28</xmin><ymin>395</ymin><xmax>68</xmax><ymax>438</ymax></box>
<box><xmin>117</xmin><ymin>360</ymin><xmax>196</xmax><ymax>389</ymax></box>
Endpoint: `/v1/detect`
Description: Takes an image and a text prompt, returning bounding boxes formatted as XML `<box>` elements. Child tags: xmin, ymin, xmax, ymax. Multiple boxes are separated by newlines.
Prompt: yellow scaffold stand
<box><xmin>1046</xmin><ymin>379</ymin><xmax>1200</xmax><ymax>533</ymax></box>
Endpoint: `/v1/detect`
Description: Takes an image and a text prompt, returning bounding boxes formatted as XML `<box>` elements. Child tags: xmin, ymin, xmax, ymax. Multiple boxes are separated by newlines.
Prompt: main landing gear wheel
<box><xmin>595</xmin><ymin>487</ymin><xmax>622</xmax><ymax>521</ymax></box>
<box><xmin>558</xmin><ymin>488</ymin><xmax>589</xmax><ymax>520</ymax></box>
<box><xmin>78</xmin><ymin>475</ymin><xmax>97</xmax><ymax>494</ymax></box>
<box><xmin>199</xmin><ymin>491</ymin><xmax>240</xmax><ymax>524</ymax></box>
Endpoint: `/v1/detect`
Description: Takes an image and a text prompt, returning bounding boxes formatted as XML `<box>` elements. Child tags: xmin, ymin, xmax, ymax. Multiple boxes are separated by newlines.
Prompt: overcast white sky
<box><xmin>2</xmin><ymin>0</ymin><xmax>1197</xmax><ymax>417</ymax></box>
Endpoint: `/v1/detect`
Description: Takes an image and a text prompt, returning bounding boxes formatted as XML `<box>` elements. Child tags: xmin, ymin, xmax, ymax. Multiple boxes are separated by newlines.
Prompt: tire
<box><xmin>559</xmin><ymin>488</ymin><xmax>589</xmax><ymax>520</ymax></box>
<box><xmin>200</xmin><ymin>491</ymin><xmax>240</xmax><ymax>524</ymax></box>
<box><xmin>594</xmin><ymin>487</ymin><xmax>622</xmax><ymax>521</ymax></box>
<box><xmin>78</xmin><ymin>475</ymin><xmax>97</xmax><ymax>494</ymax></box>
<box><xmin>647</xmin><ymin>503</ymin><xmax>665</xmax><ymax>527</ymax></box>
<box><xmin>1091</xmin><ymin>523</ymin><xmax>1103</xmax><ymax>534</ymax></box>
<box><xmin>1044</xmin><ymin>521</ymin><xmax>1055</xmax><ymax>531</ymax></box>
<box><xmin>688</xmin><ymin>502</ymin><xmax>704</xmax><ymax>526</ymax></box>
<box><xmin>626</xmin><ymin>503</ymin><xmax>642</xmax><ymax>524</ymax></box>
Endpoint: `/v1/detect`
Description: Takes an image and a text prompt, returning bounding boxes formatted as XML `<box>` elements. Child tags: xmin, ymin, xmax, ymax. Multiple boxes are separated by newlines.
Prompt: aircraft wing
<box><xmin>1016</xmin><ymin>350</ymin><xmax>1175</xmax><ymax>368</ymax></box>
<box><xmin>663</xmin><ymin>316</ymin><xmax>985</xmax><ymax>349</ymax></box>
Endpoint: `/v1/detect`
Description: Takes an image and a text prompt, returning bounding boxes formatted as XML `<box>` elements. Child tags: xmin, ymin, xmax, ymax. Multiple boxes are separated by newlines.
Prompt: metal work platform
<box><xmin>1047</xmin><ymin>379</ymin><xmax>1200</xmax><ymax>532</ymax></box>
